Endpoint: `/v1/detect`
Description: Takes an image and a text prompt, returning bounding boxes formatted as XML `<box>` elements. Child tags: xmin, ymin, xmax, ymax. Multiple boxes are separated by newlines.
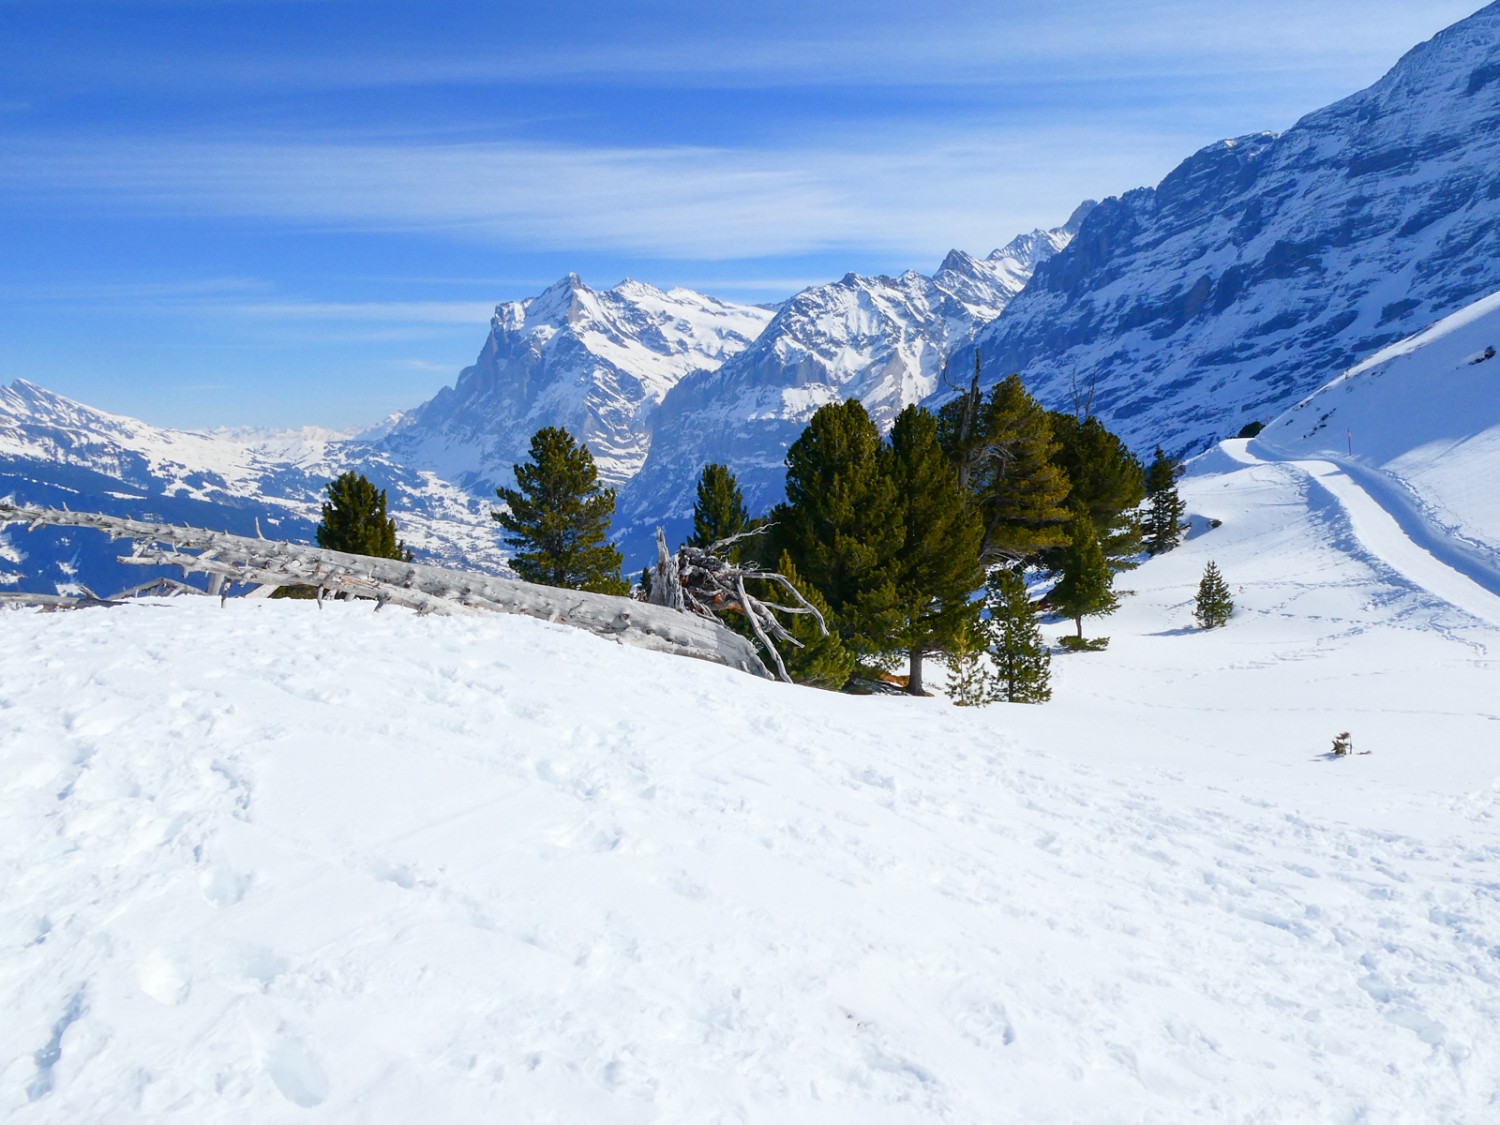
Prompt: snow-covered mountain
<box><xmin>615</xmin><ymin>205</ymin><xmax>1095</xmax><ymax>552</ymax></box>
<box><xmin>957</xmin><ymin>0</ymin><xmax>1500</xmax><ymax>456</ymax></box>
<box><xmin>379</xmin><ymin>275</ymin><xmax>774</xmax><ymax>493</ymax></box>
<box><xmin>6</xmin><ymin>304</ymin><xmax>1500</xmax><ymax>1119</ymax></box>
<box><xmin>0</xmin><ymin>380</ymin><xmax>508</xmax><ymax>596</ymax></box>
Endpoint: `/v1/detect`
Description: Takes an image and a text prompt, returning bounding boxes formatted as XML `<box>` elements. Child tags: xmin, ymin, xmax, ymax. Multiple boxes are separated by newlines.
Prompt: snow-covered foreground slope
<box><xmin>4</xmin><ymin>429</ymin><xmax>1500</xmax><ymax>1122</ymax></box>
<box><xmin>1257</xmin><ymin>287</ymin><xmax>1500</xmax><ymax>584</ymax></box>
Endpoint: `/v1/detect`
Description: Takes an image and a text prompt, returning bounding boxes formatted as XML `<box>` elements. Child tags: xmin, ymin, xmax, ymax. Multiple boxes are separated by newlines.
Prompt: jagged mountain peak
<box><xmin>381</xmin><ymin>276</ymin><xmax>774</xmax><ymax>491</ymax></box>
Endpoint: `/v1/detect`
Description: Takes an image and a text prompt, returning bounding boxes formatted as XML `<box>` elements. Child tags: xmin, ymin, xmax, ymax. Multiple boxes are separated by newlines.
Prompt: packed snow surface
<box><xmin>4</xmin><ymin>425</ymin><xmax>1500</xmax><ymax>1122</ymax></box>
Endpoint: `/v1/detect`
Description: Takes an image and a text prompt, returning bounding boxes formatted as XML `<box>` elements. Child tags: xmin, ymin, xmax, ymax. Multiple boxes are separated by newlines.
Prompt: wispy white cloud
<box><xmin>232</xmin><ymin>300</ymin><xmax>496</xmax><ymax>324</ymax></box>
<box><xmin>21</xmin><ymin>1</ymin><xmax>1479</xmax><ymax>97</ymax></box>
<box><xmin>0</xmin><ymin>126</ymin><xmax>1190</xmax><ymax>263</ymax></box>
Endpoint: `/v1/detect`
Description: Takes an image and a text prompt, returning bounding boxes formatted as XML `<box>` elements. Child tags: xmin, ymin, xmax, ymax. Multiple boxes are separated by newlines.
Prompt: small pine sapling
<box><xmin>946</xmin><ymin>617</ymin><xmax>998</xmax><ymax>707</ymax></box>
<box><xmin>986</xmin><ymin>568</ymin><xmax>1052</xmax><ymax>703</ymax></box>
<box><xmin>1193</xmin><ymin>561</ymin><xmax>1234</xmax><ymax>628</ymax></box>
<box><xmin>1331</xmin><ymin>731</ymin><xmax>1353</xmax><ymax>756</ymax></box>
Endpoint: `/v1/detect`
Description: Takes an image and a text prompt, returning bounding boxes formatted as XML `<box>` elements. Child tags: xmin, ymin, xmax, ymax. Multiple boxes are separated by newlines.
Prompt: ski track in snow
<box><xmin>2</xmin><ymin>440</ymin><xmax>1500</xmax><ymax>1121</ymax></box>
<box><xmin>1232</xmin><ymin>439</ymin><xmax>1500</xmax><ymax>627</ymax></box>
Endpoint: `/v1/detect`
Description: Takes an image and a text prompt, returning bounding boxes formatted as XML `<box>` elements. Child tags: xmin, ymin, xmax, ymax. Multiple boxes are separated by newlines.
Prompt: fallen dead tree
<box><xmin>645</xmin><ymin>527</ymin><xmax>829</xmax><ymax>683</ymax></box>
<box><xmin>0</xmin><ymin>502</ymin><xmax>772</xmax><ymax>679</ymax></box>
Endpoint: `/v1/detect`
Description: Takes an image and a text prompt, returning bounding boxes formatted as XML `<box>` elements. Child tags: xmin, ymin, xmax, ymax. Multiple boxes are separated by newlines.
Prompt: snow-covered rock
<box><xmin>958</xmin><ymin>0</ymin><xmax>1500</xmax><ymax>456</ymax></box>
<box><xmin>379</xmin><ymin>275</ymin><xmax>774</xmax><ymax>493</ymax></box>
<box><xmin>615</xmin><ymin>206</ymin><xmax>1094</xmax><ymax>553</ymax></box>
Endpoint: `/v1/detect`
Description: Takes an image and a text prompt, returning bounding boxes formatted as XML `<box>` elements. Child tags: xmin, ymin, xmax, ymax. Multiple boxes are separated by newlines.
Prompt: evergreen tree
<box><xmin>768</xmin><ymin>550</ymin><xmax>855</xmax><ymax>690</ymax></box>
<box><xmin>316</xmin><ymin>471</ymin><xmax>410</xmax><ymax>560</ymax></box>
<box><xmin>939</xmin><ymin>373</ymin><xmax>1071</xmax><ymax>564</ymax></box>
<box><xmin>986</xmin><ymin>568</ymin><xmax>1052</xmax><ymax>703</ymax></box>
<box><xmin>1048</xmin><ymin>412</ymin><xmax>1146</xmax><ymax>565</ymax></box>
<box><xmin>1193</xmin><ymin>561</ymin><xmax>1234</xmax><ymax>628</ymax></box>
<box><xmin>946</xmin><ymin>617</ymin><xmax>999</xmax><ymax>707</ymax></box>
<box><xmin>688</xmin><ymin>463</ymin><xmax>749</xmax><ymax>551</ymax></box>
<box><xmin>1143</xmin><ymin>446</ymin><xmax>1186</xmax><ymax>556</ymax></box>
<box><xmin>493</xmin><ymin>426</ymin><xmax>627</xmax><ymax>594</ymax></box>
<box><xmin>1050</xmin><ymin>513</ymin><xmax>1118</xmax><ymax>640</ymax></box>
<box><xmin>886</xmin><ymin>404</ymin><xmax>984</xmax><ymax>695</ymax></box>
<box><xmin>773</xmin><ymin>399</ymin><xmax>902</xmax><ymax>657</ymax></box>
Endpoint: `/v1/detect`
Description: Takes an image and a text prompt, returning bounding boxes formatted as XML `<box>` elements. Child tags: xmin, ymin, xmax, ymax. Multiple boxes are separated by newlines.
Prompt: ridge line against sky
<box><xmin>0</xmin><ymin>0</ymin><xmax>1486</xmax><ymax>430</ymax></box>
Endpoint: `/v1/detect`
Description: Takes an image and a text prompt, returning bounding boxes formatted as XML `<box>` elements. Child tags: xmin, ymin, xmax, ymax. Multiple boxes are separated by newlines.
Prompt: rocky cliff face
<box><xmin>958</xmin><ymin>0</ymin><xmax>1500</xmax><ymax>456</ymax></box>
<box><xmin>379</xmin><ymin>275</ymin><xmax>773</xmax><ymax>494</ymax></box>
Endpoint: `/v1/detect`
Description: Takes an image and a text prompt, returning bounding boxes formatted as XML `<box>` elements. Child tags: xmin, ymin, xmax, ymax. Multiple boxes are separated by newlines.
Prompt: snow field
<box><xmin>2</xmin><ymin>437</ymin><xmax>1499</xmax><ymax>1122</ymax></box>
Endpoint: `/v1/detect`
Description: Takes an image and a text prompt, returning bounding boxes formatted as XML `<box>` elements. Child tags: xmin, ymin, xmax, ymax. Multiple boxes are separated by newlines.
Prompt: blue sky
<box><xmin>0</xmin><ymin>0</ymin><xmax>1485</xmax><ymax>430</ymax></box>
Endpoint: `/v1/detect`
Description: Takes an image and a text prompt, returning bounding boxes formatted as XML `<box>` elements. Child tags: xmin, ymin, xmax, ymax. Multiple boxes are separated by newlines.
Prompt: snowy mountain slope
<box><xmin>0</xmin><ymin>380</ymin><xmax>509</xmax><ymax>595</ymax></box>
<box><xmin>3</xmin><ymin>415</ymin><xmax>1500</xmax><ymax>1121</ymax></box>
<box><xmin>956</xmin><ymin>0</ymin><xmax>1500</xmax><ymax>457</ymax></box>
<box><xmin>615</xmin><ymin>206</ymin><xmax>1095</xmax><ymax>554</ymax></box>
<box><xmin>1255</xmin><ymin>287</ymin><xmax>1500</xmax><ymax>581</ymax></box>
<box><xmin>379</xmin><ymin>275</ymin><xmax>774</xmax><ymax>493</ymax></box>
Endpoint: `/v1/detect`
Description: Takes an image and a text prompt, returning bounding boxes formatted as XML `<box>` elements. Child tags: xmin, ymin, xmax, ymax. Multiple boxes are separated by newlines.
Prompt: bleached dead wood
<box><xmin>649</xmin><ymin>526</ymin><xmax>829</xmax><ymax>683</ymax></box>
<box><xmin>0</xmin><ymin>502</ymin><xmax>772</xmax><ymax>679</ymax></box>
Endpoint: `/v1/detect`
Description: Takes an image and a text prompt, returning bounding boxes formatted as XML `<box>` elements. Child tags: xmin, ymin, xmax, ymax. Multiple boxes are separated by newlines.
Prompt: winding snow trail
<box><xmin>1229</xmin><ymin>439</ymin><xmax>1500</xmax><ymax>627</ymax></box>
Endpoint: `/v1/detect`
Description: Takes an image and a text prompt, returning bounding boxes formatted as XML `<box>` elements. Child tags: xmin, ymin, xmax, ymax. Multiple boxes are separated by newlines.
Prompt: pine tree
<box><xmin>886</xmin><ymin>405</ymin><xmax>984</xmax><ymax>695</ymax></box>
<box><xmin>986</xmin><ymin>567</ymin><xmax>1052</xmax><ymax>703</ymax></box>
<box><xmin>316</xmin><ymin>471</ymin><xmax>410</xmax><ymax>560</ymax></box>
<box><xmin>774</xmin><ymin>399</ymin><xmax>902</xmax><ymax>657</ymax></box>
<box><xmin>939</xmin><ymin>373</ymin><xmax>1071</xmax><ymax>564</ymax></box>
<box><xmin>1050</xmin><ymin>513</ymin><xmax>1118</xmax><ymax>641</ymax></box>
<box><xmin>493</xmin><ymin>426</ymin><xmax>627</xmax><ymax>594</ymax></box>
<box><xmin>688</xmin><ymin>463</ymin><xmax>749</xmax><ymax>551</ymax></box>
<box><xmin>1193</xmin><ymin>561</ymin><xmax>1234</xmax><ymax>628</ymax></box>
<box><xmin>768</xmin><ymin>551</ymin><xmax>855</xmax><ymax>690</ymax></box>
<box><xmin>1143</xmin><ymin>446</ymin><xmax>1185</xmax><ymax>556</ymax></box>
<box><xmin>946</xmin><ymin>617</ymin><xmax>998</xmax><ymax>707</ymax></box>
<box><xmin>1048</xmin><ymin>412</ymin><xmax>1146</xmax><ymax>565</ymax></box>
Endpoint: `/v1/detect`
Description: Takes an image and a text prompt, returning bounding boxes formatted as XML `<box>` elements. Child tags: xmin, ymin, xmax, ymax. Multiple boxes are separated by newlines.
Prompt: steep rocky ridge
<box><xmin>955</xmin><ymin>0</ymin><xmax>1500</xmax><ymax>456</ymax></box>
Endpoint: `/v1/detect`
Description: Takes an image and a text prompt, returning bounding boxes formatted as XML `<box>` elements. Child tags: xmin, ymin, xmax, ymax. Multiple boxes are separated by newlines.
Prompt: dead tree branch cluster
<box><xmin>646</xmin><ymin>526</ymin><xmax>828</xmax><ymax>683</ymax></box>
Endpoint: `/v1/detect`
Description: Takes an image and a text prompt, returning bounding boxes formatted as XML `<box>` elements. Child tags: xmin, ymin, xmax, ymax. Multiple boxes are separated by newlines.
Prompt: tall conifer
<box><xmin>774</xmin><ymin>399</ymin><xmax>902</xmax><ymax>657</ymax></box>
<box><xmin>886</xmin><ymin>404</ymin><xmax>984</xmax><ymax>695</ymax></box>
<box><xmin>493</xmin><ymin>426</ymin><xmax>627</xmax><ymax>594</ymax></box>
<box><xmin>1143</xmin><ymin>446</ymin><xmax>1186</xmax><ymax>555</ymax></box>
<box><xmin>939</xmin><ymin>374</ymin><xmax>1071</xmax><ymax>564</ymax></box>
<box><xmin>1050</xmin><ymin>513</ymin><xmax>1118</xmax><ymax>640</ymax></box>
<box><xmin>689</xmin><ymin>463</ymin><xmax>749</xmax><ymax>550</ymax></box>
<box><xmin>1049</xmin><ymin>412</ymin><xmax>1146</xmax><ymax>565</ymax></box>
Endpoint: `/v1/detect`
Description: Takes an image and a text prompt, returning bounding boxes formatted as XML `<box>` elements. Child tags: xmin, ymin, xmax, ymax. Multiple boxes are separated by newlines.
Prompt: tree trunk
<box><xmin>1075</xmin><ymin>615</ymin><xmax>1083</xmax><ymax>639</ymax></box>
<box><xmin>907</xmin><ymin>646</ymin><xmax>925</xmax><ymax>696</ymax></box>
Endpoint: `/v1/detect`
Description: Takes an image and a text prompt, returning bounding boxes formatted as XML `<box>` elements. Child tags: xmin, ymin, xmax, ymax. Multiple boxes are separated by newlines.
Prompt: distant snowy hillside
<box><xmin>616</xmin><ymin>205</ymin><xmax>1095</xmax><ymax>554</ymax></box>
<box><xmin>4</xmin><ymin>394</ymin><xmax>1499</xmax><ymax>1120</ymax></box>
<box><xmin>0</xmin><ymin>380</ymin><xmax>507</xmax><ymax>595</ymax></box>
<box><xmin>380</xmin><ymin>276</ymin><xmax>774</xmax><ymax>493</ymax></box>
<box><xmin>1257</xmin><ymin>287</ymin><xmax>1500</xmax><ymax>580</ymax></box>
<box><xmin>957</xmin><ymin>0</ymin><xmax>1500</xmax><ymax>456</ymax></box>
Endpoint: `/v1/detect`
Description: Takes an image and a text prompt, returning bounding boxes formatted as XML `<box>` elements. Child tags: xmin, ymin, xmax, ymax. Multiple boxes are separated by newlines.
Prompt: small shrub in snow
<box><xmin>1194</xmin><ymin>561</ymin><xmax>1234</xmax><ymax>629</ymax></box>
<box><xmin>946</xmin><ymin>618</ymin><xmax>999</xmax><ymax>707</ymax></box>
<box><xmin>1057</xmin><ymin>635</ymin><xmax>1110</xmax><ymax>653</ymax></box>
<box><xmin>1331</xmin><ymin>731</ymin><xmax>1354</xmax><ymax>756</ymax></box>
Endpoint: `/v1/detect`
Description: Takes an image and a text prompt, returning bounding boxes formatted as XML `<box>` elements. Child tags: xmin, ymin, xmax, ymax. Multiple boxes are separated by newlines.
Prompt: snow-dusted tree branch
<box><xmin>0</xmin><ymin>502</ymin><xmax>772</xmax><ymax>679</ymax></box>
